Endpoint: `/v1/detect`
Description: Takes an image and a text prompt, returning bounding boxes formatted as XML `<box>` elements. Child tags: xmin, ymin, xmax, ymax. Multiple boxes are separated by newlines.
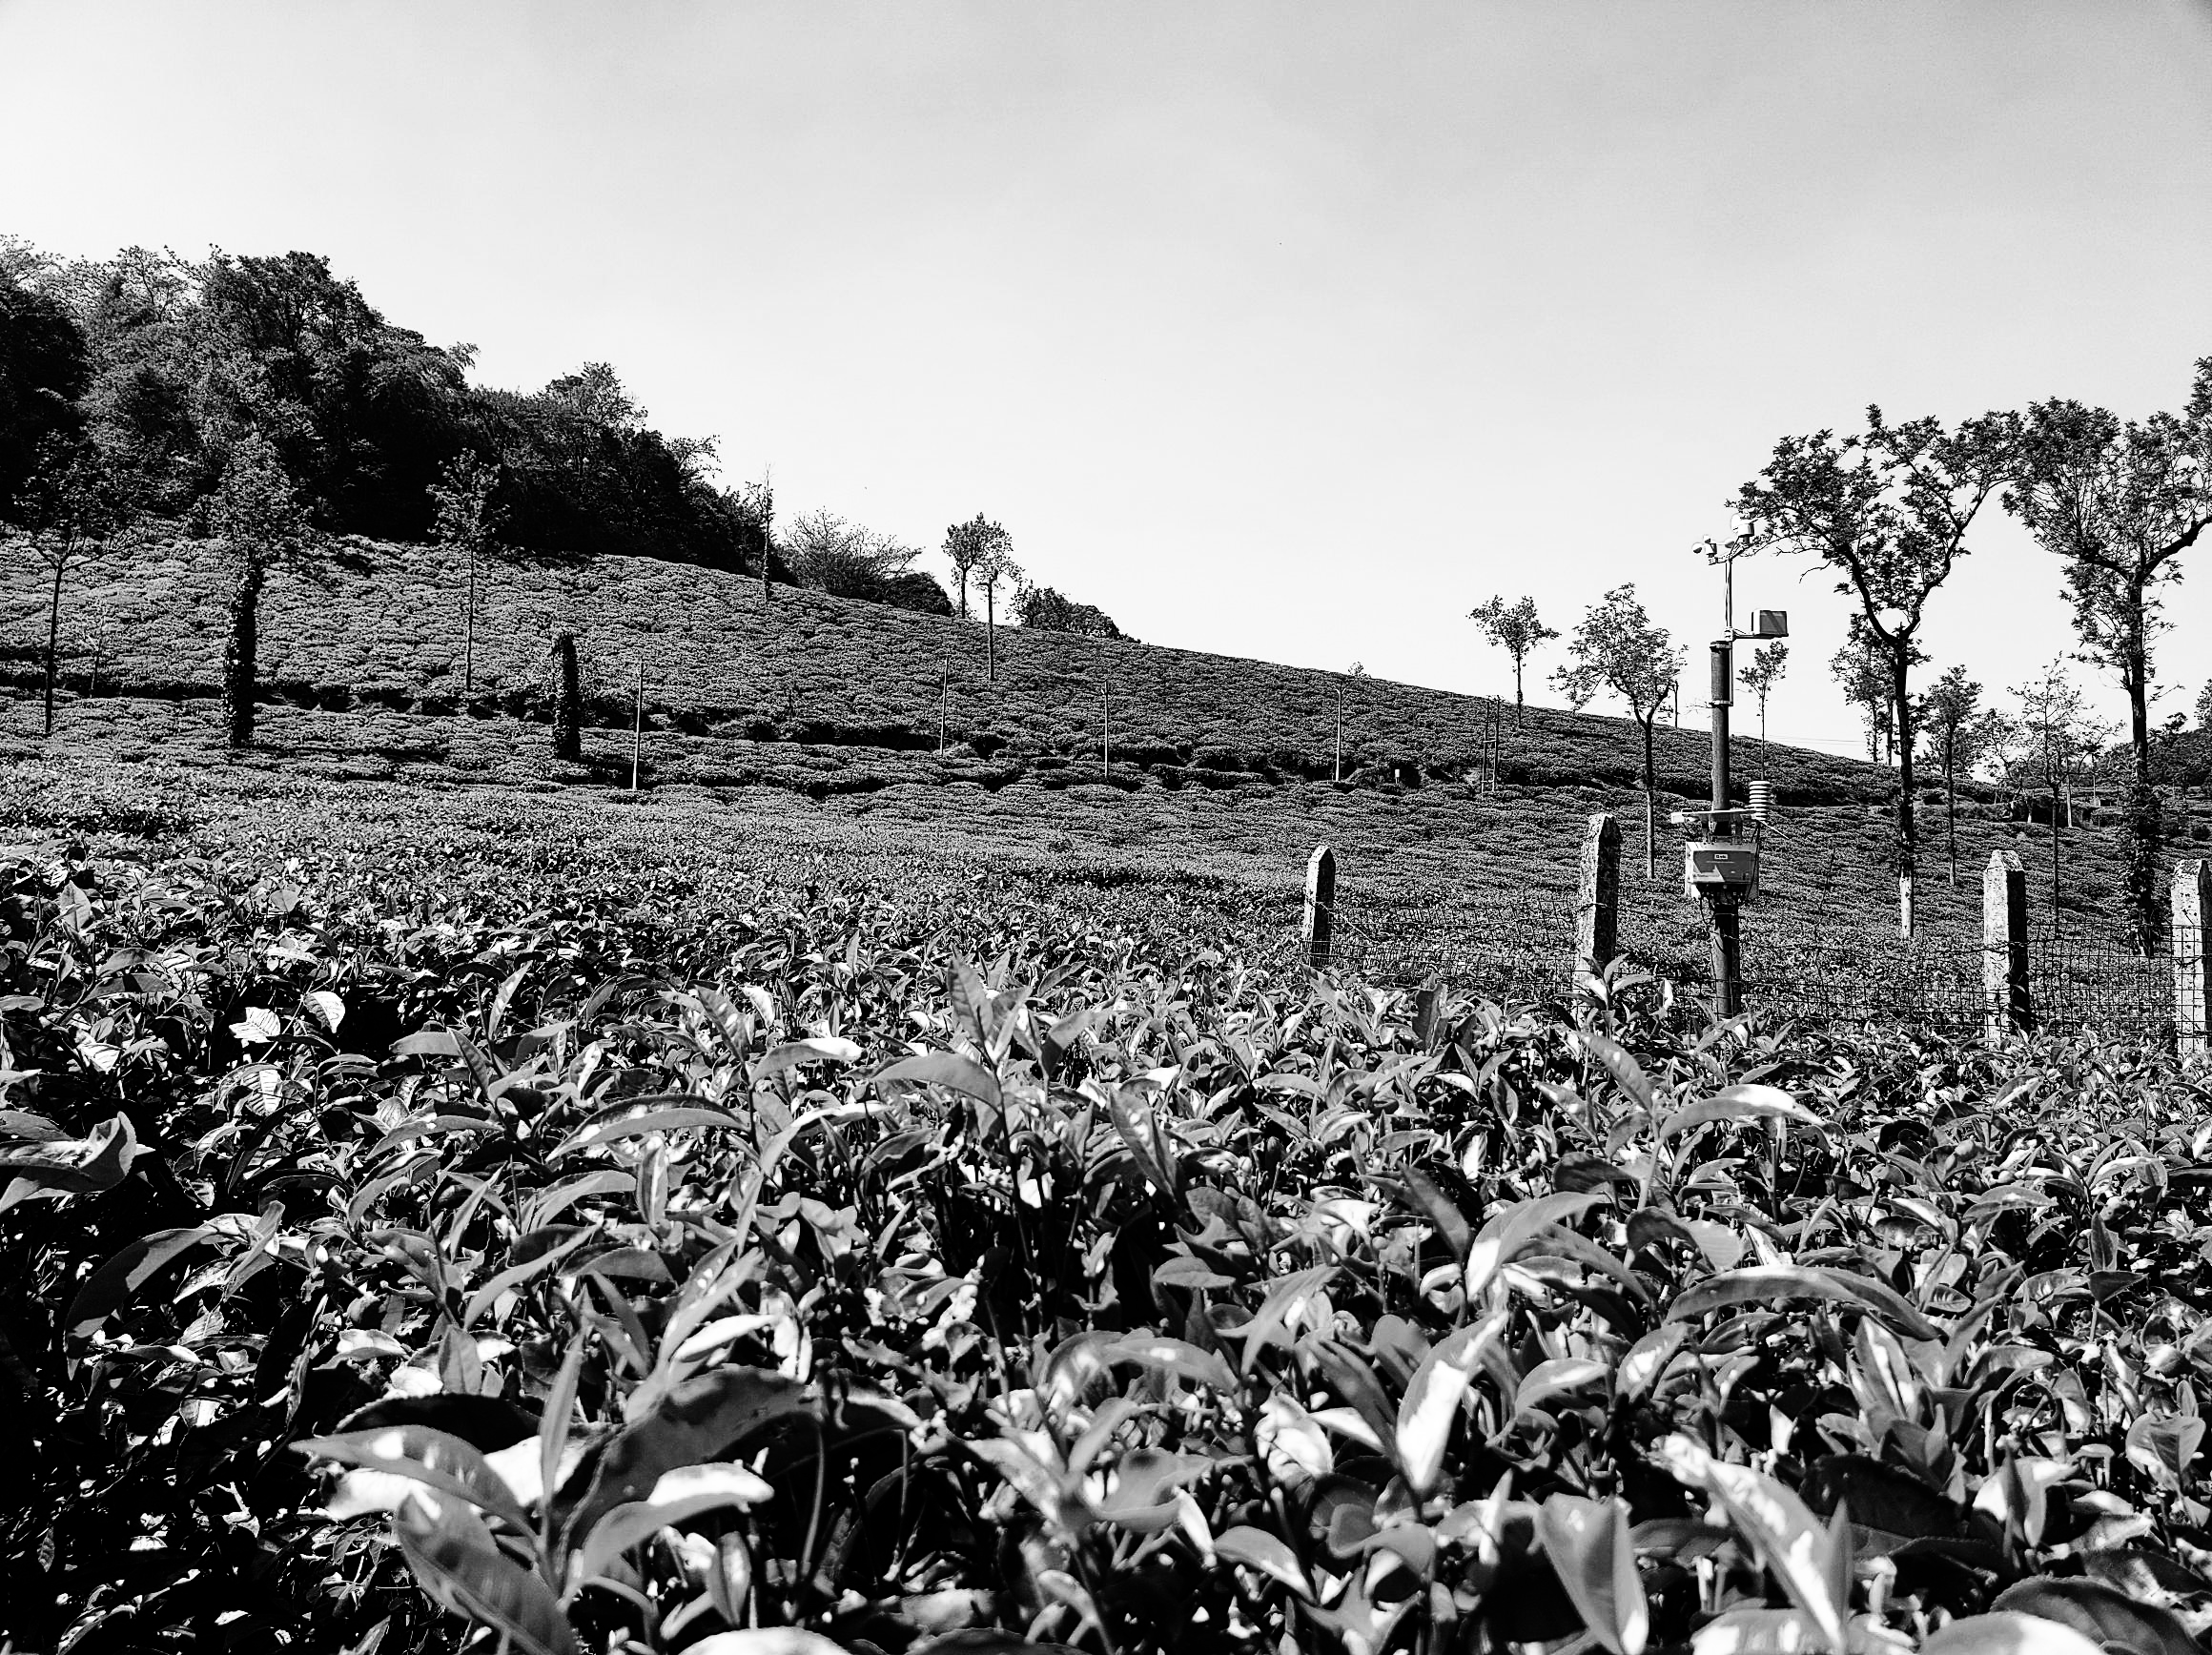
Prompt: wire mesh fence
<box><xmin>1296</xmin><ymin>866</ymin><xmax>2204</xmax><ymax>1050</ymax></box>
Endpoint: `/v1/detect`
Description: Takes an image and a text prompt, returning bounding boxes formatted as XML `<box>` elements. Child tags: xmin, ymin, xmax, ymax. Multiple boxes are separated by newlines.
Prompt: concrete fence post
<box><xmin>1303</xmin><ymin>845</ymin><xmax>1336</xmax><ymax>970</ymax></box>
<box><xmin>2175</xmin><ymin>859</ymin><xmax>2209</xmax><ymax>1063</ymax></box>
<box><xmin>1575</xmin><ymin>813</ymin><xmax>1621</xmax><ymax>983</ymax></box>
<box><xmin>1982</xmin><ymin>848</ymin><xmax>2033</xmax><ymax>1038</ymax></box>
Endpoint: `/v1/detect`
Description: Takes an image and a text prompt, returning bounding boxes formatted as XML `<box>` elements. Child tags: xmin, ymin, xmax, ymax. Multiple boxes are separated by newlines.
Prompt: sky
<box><xmin>3</xmin><ymin>0</ymin><xmax>2209</xmax><ymax>758</ymax></box>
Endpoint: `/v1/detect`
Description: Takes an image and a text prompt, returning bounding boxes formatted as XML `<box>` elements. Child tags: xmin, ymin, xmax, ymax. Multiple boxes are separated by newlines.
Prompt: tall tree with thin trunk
<box><xmin>1734</xmin><ymin>404</ymin><xmax>2017</xmax><ymax>938</ymax></box>
<box><xmin>1918</xmin><ymin>664</ymin><xmax>1985</xmax><ymax>888</ymax></box>
<box><xmin>942</xmin><ymin>514</ymin><xmax>1002</xmax><ymax>621</ymax></box>
<box><xmin>2005</xmin><ymin>364</ymin><xmax>2212</xmax><ymax>951</ymax></box>
<box><xmin>1738</xmin><ymin>640</ymin><xmax>1788</xmax><ymax>746</ymax></box>
<box><xmin>206</xmin><ymin>432</ymin><xmax>317</xmax><ymax>748</ymax></box>
<box><xmin>10</xmin><ymin>432</ymin><xmax>125</xmax><ymax>734</ymax></box>
<box><xmin>1466</xmin><ymin>595</ymin><xmax>1556</xmax><ymax>727</ymax></box>
<box><xmin>428</xmin><ymin>452</ymin><xmax>503</xmax><ymax>702</ymax></box>
<box><xmin>973</xmin><ymin>536</ymin><xmax>1020</xmax><ymax>684</ymax></box>
<box><xmin>2012</xmin><ymin>660</ymin><xmax>2113</xmax><ymax>936</ymax></box>
<box><xmin>1551</xmin><ymin>584</ymin><xmax>1681</xmax><ymax>879</ymax></box>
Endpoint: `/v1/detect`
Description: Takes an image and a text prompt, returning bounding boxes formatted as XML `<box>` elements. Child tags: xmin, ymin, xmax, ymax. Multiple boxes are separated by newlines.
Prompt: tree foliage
<box><xmin>1738</xmin><ymin>639</ymin><xmax>1788</xmax><ymax>744</ymax></box>
<box><xmin>1735</xmin><ymin>405</ymin><xmax>2017</xmax><ymax>931</ymax></box>
<box><xmin>204</xmin><ymin>432</ymin><xmax>319</xmax><ymax>746</ymax></box>
<box><xmin>2006</xmin><ymin>364</ymin><xmax>2212</xmax><ymax>946</ymax></box>
<box><xmin>1014</xmin><ymin>582</ymin><xmax>1123</xmax><ymax>638</ymax></box>
<box><xmin>1552</xmin><ymin>584</ymin><xmax>1680</xmax><ymax>873</ymax></box>
<box><xmin>776</xmin><ymin>507</ymin><xmax>948</xmax><ymax>613</ymax></box>
<box><xmin>10</xmin><ymin>432</ymin><xmax>129</xmax><ymax>732</ymax></box>
<box><xmin>1467</xmin><ymin>594</ymin><xmax>1557</xmax><ymax>722</ymax></box>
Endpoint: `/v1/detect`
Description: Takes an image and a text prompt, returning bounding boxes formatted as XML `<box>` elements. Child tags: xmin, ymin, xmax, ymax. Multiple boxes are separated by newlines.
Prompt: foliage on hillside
<box><xmin>0</xmin><ymin>240</ymin><xmax>764</xmax><ymax>573</ymax></box>
<box><xmin>3</xmin><ymin>841</ymin><xmax>2212</xmax><ymax>1655</ymax></box>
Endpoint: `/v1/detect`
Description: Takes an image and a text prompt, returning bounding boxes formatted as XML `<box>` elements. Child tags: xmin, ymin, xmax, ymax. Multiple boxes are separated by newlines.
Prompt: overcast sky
<box><xmin>4</xmin><ymin>1</ymin><xmax>2208</xmax><ymax>756</ymax></box>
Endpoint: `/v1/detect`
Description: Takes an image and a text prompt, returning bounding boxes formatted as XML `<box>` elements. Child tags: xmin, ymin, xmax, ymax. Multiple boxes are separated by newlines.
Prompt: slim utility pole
<box><xmin>630</xmin><ymin>663</ymin><xmax>644</xmax><ymax>792</ymax></box>
<box><xmin>1100</xmin><ymin>677</ymin><xmax>1111</xmax><ymax>779</ymax></box>
<box><xmin>937</xmin><ymin>671</ymin><xmax>947</xmax><ymax>757</ymax></box>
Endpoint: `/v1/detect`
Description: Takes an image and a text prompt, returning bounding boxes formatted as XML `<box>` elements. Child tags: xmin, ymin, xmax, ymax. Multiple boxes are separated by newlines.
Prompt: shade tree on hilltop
<box><xmin>779</xmin><ymin>507</ymin><xmax>949</xmax><ymax>614</ymax></box>
<box><xmin>1014</xmin><ymin>582</ymin><xmax>1123</xmax><ymax>638</ymax></box>
<box><xmin>9</xmin><ymin>431</ymin><xmax>129</xmax><ymax>734</ymax></box>
<box><xmin>1831</xmin><ymin>619</ymin><xmax>1918</xmax><ymax>765</ymax></box>
<box><xmin>1551</xmin><ymin>583</ymin><xmax>1681</xmax><ymax>878</ymax></box>
<box><xmin>942</xmin><ymin>515</ymin><xmax>1007</xmax><ymax>620</ymax></box>
<box><xmin>2006</xmin><ymin>361</ymin><xmax>2212</xmax><ymax>950</ymax></box>
<box><xmin>1734</xmin><ymin>404</ymin><xmax>2017</xmax><ymax>938</ymax></box>
<box><xmin>1466</xmin><ymin>594</ymin><xmax>1557</xmax><ymax>726</ymax></box>
<box><xmin>205</xmin><ymin>431</ymin><xmax>321</xmax><ymax>747</ymax></box>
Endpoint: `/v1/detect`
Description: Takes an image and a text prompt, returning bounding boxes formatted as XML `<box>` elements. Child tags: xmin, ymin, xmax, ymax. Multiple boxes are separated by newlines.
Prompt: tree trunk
<box><xmin>2123</xmin><ymin>577</ymin><xmax>2160</xmax><ymax>952</ymax></box>
<box><xmin>1513</xmin><ymin>658</ymin><xmax>1525</xmax><ymax>727</ymax></box>
<box><xmin>224</xmin><ymin>558</ymin><xmax>264</xmax><ymax>748</ymax></box>
<box><xmin>552</xmin><ymin>632</ymin><xmax>581</xmax><ymax>761</ymax></box>
<box><xmin>1891</xmin><ymin>644</ymin><xmax>1916</xmax><ymax>939</ymax></box>
<box><xmin>42</xmin><ymin>551</ymin><xmax>64</xmax><ymax>736</ymax></box>
<box><xmin>1641</xmin><ymin>715</ymin><xmax>1657</xmax><ymax>879</ymax></box>
<box><xmin>1945</xmin><ymin>746</ymin><xmax>1958</xmax><ymax>888</ymax></box>
<box><xmin>986</xmin><ymin>585</ymin><xmax>996</xmax><ymax>683</ymax></box>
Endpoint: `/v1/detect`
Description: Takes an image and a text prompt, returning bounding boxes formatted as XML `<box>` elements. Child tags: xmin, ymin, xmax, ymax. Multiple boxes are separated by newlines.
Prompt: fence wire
<box><xmin>1300</xmin><ymin>876</ymin><xmax>2204</xmax><ymax>1048</ymax></box>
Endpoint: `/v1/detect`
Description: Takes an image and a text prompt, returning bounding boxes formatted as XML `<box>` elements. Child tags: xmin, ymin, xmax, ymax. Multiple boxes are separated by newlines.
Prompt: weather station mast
<box><xmin>1680</xmin><ymin>528</ymin><xmax>1786</xmax><ymax>1016</ymax></box>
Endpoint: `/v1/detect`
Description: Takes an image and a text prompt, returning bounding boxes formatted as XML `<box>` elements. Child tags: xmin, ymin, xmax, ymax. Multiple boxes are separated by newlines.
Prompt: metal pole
<box><xmin>1101</xmin><ymin>678</ymin><xmax>1110</xmax><ymax>778</ymax></box>
<box><xmin>630</xmin><ymin>663</ymin><xmax>644</xmax><ymax>792</ymax></box>
<box><xmin>1708</xmin><ymin>635</ymin><xmax>1741</xmax><ymax>1016</ymax></box>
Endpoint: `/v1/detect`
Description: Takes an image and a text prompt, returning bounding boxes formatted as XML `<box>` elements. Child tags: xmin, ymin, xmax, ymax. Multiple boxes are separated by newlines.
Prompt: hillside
<box><xmin>0</xmin><ymin>529</ymin><xmax>2167</xmax><ymax>1032</ymax></box>
<box><xmin>3</xmin><ymin>531</ymin><xmax>1885</xmax><ymax>805</ymax></box>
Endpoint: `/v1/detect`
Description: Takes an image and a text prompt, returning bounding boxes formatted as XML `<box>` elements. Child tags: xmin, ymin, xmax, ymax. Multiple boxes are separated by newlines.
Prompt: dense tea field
<box><xmin>2</xmin><ymin>775</ymin><xmax>2209</xmax><ymax>1654</ymax></box>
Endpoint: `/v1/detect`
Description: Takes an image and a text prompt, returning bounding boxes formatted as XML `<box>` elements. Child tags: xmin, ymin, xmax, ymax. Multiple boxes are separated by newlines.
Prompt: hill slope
<box><xmin>5</xmin><ymin>532</ymin><xmax>1888</xmax><ymax>804</ymax></box>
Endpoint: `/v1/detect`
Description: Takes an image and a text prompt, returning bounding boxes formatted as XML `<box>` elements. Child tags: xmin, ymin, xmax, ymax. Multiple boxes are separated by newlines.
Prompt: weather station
<box><xmin>1682</xmin><ymin>533</ymin><xmax>1787</xmax><ymax>1015</ymax></box>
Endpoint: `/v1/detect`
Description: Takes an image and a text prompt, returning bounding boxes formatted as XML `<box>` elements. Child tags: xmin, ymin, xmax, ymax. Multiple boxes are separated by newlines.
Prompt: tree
<box><xmin>9</xmin><ymin>433</ymin><xmax>127</xmax><ymax>734</ymax></box>
<box><xmin>2012</xmin><ymin>660</ymin><xmax>2116</xmax><ymax>935</ymax></box>
<box><xmin>778</xmin><ymin>507</ymin><xmax>946</xmax><ymax>610</ymax></box>
<box><xmin>1738</xmin><ymin>640</ymin><xmax>1789</xmax><ymax>746</ymax></box>
<box><xmin>2198</xmin><ymin>678</ymin><xmax>2212</xmax><ymax>730</ymax></box>
<box><xmin>428</xmin><ymin>452</ymin><xmax>503</xmax><ymax>701</ymax></box>
<box><xmin>1466</xmin><ymin>595</ymin><xmax>1557</xmax><ymax>726</ymax></box>
<box><xmin>0</xmin><ymin>267</ymin><xmax>91</xmax><ymax>509</ymax></box>
<box><xmin>1734</xmin><ymin>404</ymin><xmax>2017</xmax><ymax>938</ymax></box>
<box><xmin>1014</xmin><ymin>583</ymin><xmax>1123</xmax><ymax>638</ymax></box>
<box><xmin>205</xmin><ymin>432</ymin><xmax>317</xmax><ymax>747</ymax></box>
<box><xmin>1918</xmin><ymin>664</ymin><xmax>1986</xmax><ymax>888</ymax></box>
<box><xmin>942</xmin><ymin>515</ymin><xmax>1004</xmax><ymax>620</ymax></box>
<box><xmin>2005</xmin><ymin>366</ymin><xmax>2212</xmax><ymax>950</ymax></box>
<box><xmin>551</xmin><ymin>631</ymin><xmax>582</xmax><ymax>761</ymax></box>
<box><xmin>973</xmin><ymin>537</ymin><xmax>1022</xmax><ymax>684</ymax></box>
<box><xmin>1830</xmin><ymin>619</ymin><xmax>1918</xmax><ymax>763</ymax></box>
<box><xmin>1551</xmin><ymin>584</ymin><xmax>1682</xmax><ymax>878</ymax></box>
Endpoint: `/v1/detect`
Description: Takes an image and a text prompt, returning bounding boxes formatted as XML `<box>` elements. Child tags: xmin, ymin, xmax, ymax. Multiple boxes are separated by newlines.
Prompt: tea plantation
<box><xmin>2</xmin><ymin>746</ymin><xmax>2210</xmax><ymax>1655</ymax></box>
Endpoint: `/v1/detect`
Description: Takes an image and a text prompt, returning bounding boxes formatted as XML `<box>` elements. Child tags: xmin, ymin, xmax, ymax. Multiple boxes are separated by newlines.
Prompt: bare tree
<box><xmin>1735</xmin><ymin>404</ymin><xmax>2017</xmax><ymax>938</ymax></box>
<box><xmin>2006</xmin><ymin>364</ymin><xmax>2212</xmax><ymax>950</ymax></box>
<box><xmin>1466</xmin><ymin>595</ymin><xmax>1557</xmax><ymax>727</ymax></box>
<box><xmin>1552</xmin><ymin>584</ymin><xmax>1682</xmax><ymax>878</ymax></box>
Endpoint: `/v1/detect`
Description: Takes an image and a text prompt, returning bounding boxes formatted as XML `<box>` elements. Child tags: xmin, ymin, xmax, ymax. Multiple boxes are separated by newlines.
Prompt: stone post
<box><xmin>1303</xmin><ymin>845</ymin><xmax>1335</xmax><ymax>970</ymax></box>
<box><xmin>2175</xmin><ymin>859</ymin><xmax>2209</xmax><ymax>1063</ymax></box>
<box><xmin>1982</xmin><ymin>849</ymin><xmax>2032</xmax><ymax>1038</ymax></box>
<box><xmin>1576</xmin><ymin>813</ymin><xmax>1621</xmax><ymax>983</ymax></box>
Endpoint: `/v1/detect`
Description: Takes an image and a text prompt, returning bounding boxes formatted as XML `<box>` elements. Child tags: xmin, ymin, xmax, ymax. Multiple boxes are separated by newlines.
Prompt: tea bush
<box><xmin>4</xmin><ymin>845</ymin><xmax>2212</xmax><ymax>1655</ymax></box>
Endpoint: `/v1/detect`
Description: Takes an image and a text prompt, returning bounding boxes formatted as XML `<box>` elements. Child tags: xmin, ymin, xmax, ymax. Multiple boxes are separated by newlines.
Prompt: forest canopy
<box><xmin>0</xmin><ymin>239</ymin><xmax>777</xmax><ymax>577</ymax></box>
